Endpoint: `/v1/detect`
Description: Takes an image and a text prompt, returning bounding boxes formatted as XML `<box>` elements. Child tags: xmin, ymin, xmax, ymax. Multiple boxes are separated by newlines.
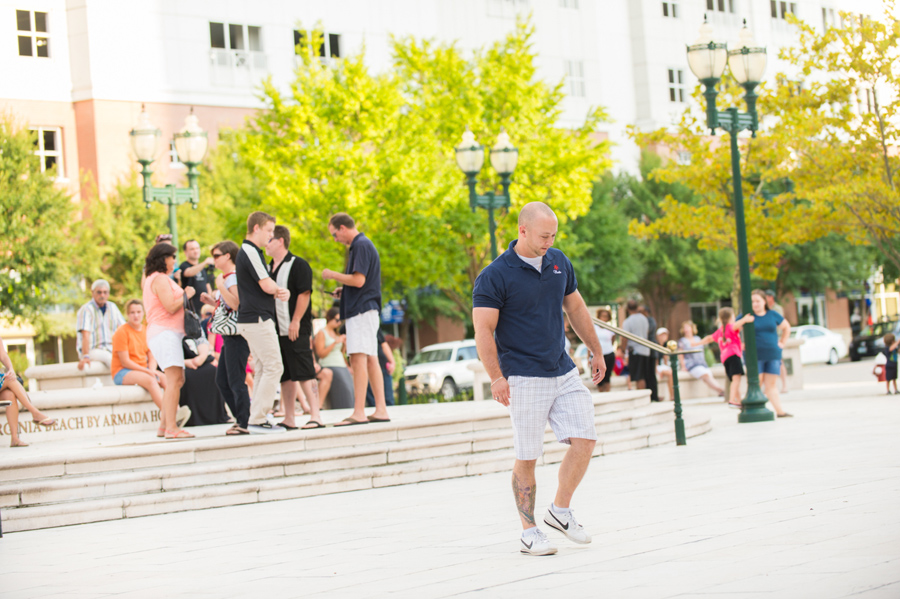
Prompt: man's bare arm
<box><xmin>322</xmin><ymin>269</ymin><xmax>366</xmax><ymax>288</ymax></box>
<box><xmin>473</xmin><ymin>307</ymin><xmax>511</xmax><ymax>406</ymax></box>
<box><xmin>182</xmin><ymin>260</ymin><xmax>211</xmax><ymax>278</ymax></box>
<box><xmin>563</xmin><ymin>290</ymin><xmax>601</xmax><ymax>356</ymax></box>
<box><xmin>563</xmin><ymin>290</ymin><xmax>606</xmax><ymax>385</ymax></box>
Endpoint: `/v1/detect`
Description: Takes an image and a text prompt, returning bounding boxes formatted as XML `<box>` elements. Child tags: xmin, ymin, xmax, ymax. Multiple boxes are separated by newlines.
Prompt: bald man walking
<box><xmin>473</xmin><ymin>202</ymin><xmax>605</xmax><ymax>556</ymax></box>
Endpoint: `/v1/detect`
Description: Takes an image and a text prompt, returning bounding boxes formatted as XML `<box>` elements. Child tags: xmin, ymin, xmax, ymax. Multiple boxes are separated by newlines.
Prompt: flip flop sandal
<box><xmin>334</xmin><ymin>417</ymin><xmax>369</xmax><ymax>426</ymax></box>
<box><xmin>225</xmin><ymin>426</ymin><xmax>249</xmax><ymax>435</ymax></box>
<box><xmin>33</xmin><ymin>417</ymin><xmax>57</xmax><ymax>427</ymax></box>
<box><xmin>165</xmin><ymin>429</ymin><xmax>195</xmax><ymax>440</ymax></box>
<box><xmin>301</xmin><ymin>420</ymin><xmax>325</xmax><ymax>429</ymax></box>
<box><xmin>10</xmin><ymin>440</ymin><xmax>29</xmax><ymax>447</ymax></box>
<box><xmin>367</xmin><ymin>416</ymin><xmax>391</xmax><ymax>423</ymax></box>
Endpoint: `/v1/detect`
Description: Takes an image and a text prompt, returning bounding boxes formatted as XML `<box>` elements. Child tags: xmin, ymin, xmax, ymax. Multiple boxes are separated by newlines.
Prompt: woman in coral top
<box><xmin>112</xmin><ymin>299</ymin><xmax>172</xmax><ymax>438</ymax></box>
<box><xmin>142</xmin><ymin>243</ymin><xmax>195</xmax><ymax>440</ymax></box>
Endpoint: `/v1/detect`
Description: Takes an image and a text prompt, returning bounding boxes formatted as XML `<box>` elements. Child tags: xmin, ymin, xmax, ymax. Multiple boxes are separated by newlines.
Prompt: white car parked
<box><xmin>404</xmin><ymin>340</ymin><xmax>479</xmax><ymax>399</ymax></box>
<box><xmin>791</xmin><ymin>324</ymin><xmax>848</xmax><ymax>365</ymax></box>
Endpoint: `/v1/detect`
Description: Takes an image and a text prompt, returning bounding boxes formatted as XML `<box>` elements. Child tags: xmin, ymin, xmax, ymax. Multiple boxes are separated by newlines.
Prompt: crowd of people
<box><xmin>588</xmin><ymin>292</ymin><xmax>794</xmax><ymax>416</ymax></box>
<box><xmin>2</xmin><ymin>211</ymin><xmax>395</xmax><ymax>444</ymax></box>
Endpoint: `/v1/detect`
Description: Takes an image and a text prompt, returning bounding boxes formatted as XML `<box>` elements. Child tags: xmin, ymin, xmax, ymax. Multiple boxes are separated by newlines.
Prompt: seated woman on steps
<box><xmin>111</xmin><ymin>299</ymin><xmax>189</xmax><ymax>437</ymax></box>
<box><xmin>1</xmin><ymin>335</ymin><xmax>57</xmax><ymax>447</ymax></box>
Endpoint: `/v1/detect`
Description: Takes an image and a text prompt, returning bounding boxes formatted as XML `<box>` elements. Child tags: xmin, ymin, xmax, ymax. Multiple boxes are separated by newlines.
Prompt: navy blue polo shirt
<box><xmin>472</xmin><ymin>240</ymin><xmax>577</xmax><ymax>378</ymax></box>
<box><xmin>340</xmin><ymin>232</ymin><xmax>382</xmax><ymax>321</ymax></box>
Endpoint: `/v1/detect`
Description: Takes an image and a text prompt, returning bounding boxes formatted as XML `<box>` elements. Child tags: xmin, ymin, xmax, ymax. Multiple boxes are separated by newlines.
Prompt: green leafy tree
<box><xmin>75</xmin><ymin>178</ymin><xmax>229</xmax><ymax>304</ymax></box>
<box><xmin>569</xmin><ymin>152</ymin><xmax>734</xmax><ymax>325</ymax></box>
<box><xmin>0</xmin><ymin>118</ymin><xmax>78</xmax><ymax>322</ymax></box>
<box><xmin>620</xmin><ymin>153</ymin><xmax>735</xmax><ymax>325</ymax></box>
<box><xmin>770</xmin><ymin>4</ymin><xmax>900</xmax><ymax>274</ymax></box>
<box><xmin>567</xmin><ymin>175</ymin><xmax>641</xmax><ymax>305</ymax></box>
<box><xmin>206</xmin><ymin>20</ymin><xmax>612</xmax><ymax>327</ymax></box>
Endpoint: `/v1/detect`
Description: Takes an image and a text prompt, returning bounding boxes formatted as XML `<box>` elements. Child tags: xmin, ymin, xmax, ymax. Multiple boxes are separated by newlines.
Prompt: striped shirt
<box><xmin>76</xmin><ymin>299</ymin><xmax>125</xmax><ymax>354</ymax></box>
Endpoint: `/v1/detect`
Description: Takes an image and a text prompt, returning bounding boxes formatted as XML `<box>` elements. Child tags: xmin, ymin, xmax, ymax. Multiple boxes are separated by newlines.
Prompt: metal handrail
<box><xmin>591</xmin><ymin>318</ymin><xmax>701</xmax><ymax>355</ymax></box>
<box><xmin>591</xmin><ymin>317</ymin><xmax>694</xmax><ymax>446</ymax></box>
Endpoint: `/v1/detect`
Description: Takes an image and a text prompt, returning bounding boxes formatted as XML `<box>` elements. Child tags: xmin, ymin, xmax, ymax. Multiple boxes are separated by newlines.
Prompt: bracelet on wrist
<box><xmin>490</xmin><ymin>377</ymin><xmax>504</xmax><ymax>387</ymax></box>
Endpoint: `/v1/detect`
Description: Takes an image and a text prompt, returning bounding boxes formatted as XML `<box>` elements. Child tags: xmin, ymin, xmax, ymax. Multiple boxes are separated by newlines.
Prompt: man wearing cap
<box><xmin>76</xmin><ymin>280</ymin><xmax>126</xmax><ymax>370</ymax></box>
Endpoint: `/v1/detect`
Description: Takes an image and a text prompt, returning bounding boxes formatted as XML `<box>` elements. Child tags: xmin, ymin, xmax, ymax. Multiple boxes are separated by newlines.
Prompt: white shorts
<box><xmin>507</xmin><ymin>368</ymin><xmax>597</xmax><ymax>460</ymax></box>
<box><xmin>345</xmin><ymin>310</ymin><xmax>379</xmax><ymax>356</ymax></box>
<box><xmin>689</xmin><ymin>365</ymin><xmax>712</xmax><ymax>380</ymax></box>
<box><xmin>147</xmin><ymin>329</ymin><xmax>185</xmax><ymax>370</ymax></box>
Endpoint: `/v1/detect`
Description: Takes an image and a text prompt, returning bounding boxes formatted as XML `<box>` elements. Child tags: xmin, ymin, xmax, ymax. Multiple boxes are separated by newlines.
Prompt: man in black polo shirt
<box><xmin>179</xmin><ymin>239</ymin><xmax>214</xmax><ymax>314</ymax></box>
<box><xmin>473</xmin><ymin>202</ymin><xmax>605</xmax><ymax>557</ymax></box>
<box><xmin>322</xmin><ymin>212</ymin><xmax>390</xmax><ymax>425</ymax></box>
<box><xmin>235</xmin><ymin>211</ymin><xmax>291</xmax><ymax>434</ymax></box>
<box><xmin>267</xmin><ymin>225</ymin><xmax>323</xmax><ymax>430</ymax></box>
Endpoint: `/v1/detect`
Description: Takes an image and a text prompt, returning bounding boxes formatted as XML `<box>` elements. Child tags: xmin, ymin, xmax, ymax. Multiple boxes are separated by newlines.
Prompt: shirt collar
<box><xmin>349</xmin><ymin>232</ymin><xmax>367</xmax><ymax>249</ymax></box>
<box><xmin>501</xmin><ymin>239</ymin><xmax>550</xmax><ymax>269</ymax></box>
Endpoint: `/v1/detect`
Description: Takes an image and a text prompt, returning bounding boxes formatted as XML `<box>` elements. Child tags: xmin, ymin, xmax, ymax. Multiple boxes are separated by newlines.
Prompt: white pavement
<box><xmin>2</xmin><ymin>361</ymin><xmax>899</xmax><ymax>599</ymax></box>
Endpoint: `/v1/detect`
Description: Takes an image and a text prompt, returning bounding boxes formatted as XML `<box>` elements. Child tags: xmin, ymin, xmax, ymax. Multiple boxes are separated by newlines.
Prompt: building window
<box><xmin>168</xmin><ymin>141</ymin><xmax>184</xmax><ymax>170</ymax></box>
<box><xmin>560</xmin><ymin>0</ymin><xmax>579</xmax><ymax>8</ymax></box>
<box><xmin>566</xmin><ymin>60</ymin><xmax>585</xmax><ymax>98</ymax></box>
<box><xmin>209</xmin><ymin>22</ymin><xmax>262</xmax><ymax>52</ymax></box>
<box><xmin>31</xmin><ymin>127</ymin><xmax>63</xmax><ymax>177</ymax></box>
<box><xmin>293</xmin><ymin>30</ymin><xmax>341</xmax><ymax>58</ymax></box>
<box><xmin>209</xmin><ymin>22</ymin><xmax>267</xmax><ymax>85</ymax></box>
<box><xmin>17</xmin><ymin>9</ymin><xmax>49</xmax><ymax>57</ymax></box>
<box><xmin>822</xmin><ymin>7</ymin><xmax>836</xmax><ymax>28</ymax></box>
<box><xmin>487</xmin><ymin>0</ymin><xmax>529</xmax><ymax>18</ymax></box>
<box><xmin>706</xmin><ymin>0</ymin><xmax>734</xmax><ymax>14</ymax></box>
<box><xmin>668</xmin><ymin>69</ymin><xmax>685</xmax><ymax>103</ymax></box>
<box><xmin>771</xmin><ymin>1</ymin><xmax>796</xmax><ymax>19</ymax></box>
<box><xmin>662</xmin><ymin>2</ymin><xmax>679</xmax><ymax>17</ymax></box>
<box><xmin>676</xmin><ymin>150</ymin><xmax>692</xmax><ymax>165</ymax></box>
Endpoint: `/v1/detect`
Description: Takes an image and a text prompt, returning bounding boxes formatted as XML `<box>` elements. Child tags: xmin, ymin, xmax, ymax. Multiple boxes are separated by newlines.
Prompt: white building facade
<box><xmin>0</xmin><ymin>0</ymin><xmax>883</xmax><ymax>196</ymax></box>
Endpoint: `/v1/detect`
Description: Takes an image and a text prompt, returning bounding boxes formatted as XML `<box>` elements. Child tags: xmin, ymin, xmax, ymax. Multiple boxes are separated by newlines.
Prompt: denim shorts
<box><xmin>758</xmin><ymin>360</ymin><xmax>781</xmax><ymax>375</ymax></box>
<box><xmin>113</xmin><ymin>368</ymin><xmax>133</xmax><ymax>385</ymax></box>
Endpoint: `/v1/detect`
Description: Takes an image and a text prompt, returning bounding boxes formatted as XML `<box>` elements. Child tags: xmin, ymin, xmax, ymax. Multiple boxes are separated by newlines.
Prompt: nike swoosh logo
<box><xmin>550</xmin><ymin>511</ymin><xmax>569</xmax><ymax>530</ymax></box>
<box><xmin>522</xmin><ymin>539</ymin><xmax>533</xmax><ymax>549</ymax></box>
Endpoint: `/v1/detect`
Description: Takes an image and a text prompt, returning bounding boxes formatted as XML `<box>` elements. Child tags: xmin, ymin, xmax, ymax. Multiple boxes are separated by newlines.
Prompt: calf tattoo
<box><xmin>512</xmin><ymin>472</ymin><xmax>536</xmax><ymax>525</ymax></box>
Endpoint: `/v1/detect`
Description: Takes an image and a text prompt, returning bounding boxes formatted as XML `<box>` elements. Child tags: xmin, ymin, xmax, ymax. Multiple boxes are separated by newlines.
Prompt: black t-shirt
<box><xmin>180</xmin><ymin>261</ymin><xmax>212</xmax><ymax>314</ymax></box>
<box><xmin>235</xmin><ymin>240</ymin><xmax>275</xmax><ymax>324</ymax></box>
<box><xmin>340</xmin><ymin>232</ymin><xmax>382</xmax><ymax>321</ymax></box>
<box><xmin>270</xmin><ymin>252</ymin><xmax>313</xmax><ymax>338</ymax></box>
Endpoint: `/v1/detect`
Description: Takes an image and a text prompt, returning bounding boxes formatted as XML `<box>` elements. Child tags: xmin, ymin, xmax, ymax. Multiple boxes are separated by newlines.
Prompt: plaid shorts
<box><xmin>507</xmin><ymin>368</ymin><xmax>597</xmax><ymax>460</ymax></box>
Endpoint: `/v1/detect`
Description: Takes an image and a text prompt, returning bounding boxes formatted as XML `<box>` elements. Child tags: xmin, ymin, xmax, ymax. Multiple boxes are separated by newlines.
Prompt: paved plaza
<box><xmin>1</xmin><ymin>361</ymin><xmax>898</xmax><ymax>598</ymax></box>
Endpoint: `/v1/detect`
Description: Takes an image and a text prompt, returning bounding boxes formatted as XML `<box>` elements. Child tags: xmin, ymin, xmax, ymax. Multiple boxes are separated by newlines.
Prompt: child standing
<box><xmin>692</xmin><ymin>308</ymin><xmax>754</xmax><ymax>408</ymax></box>
<box><xmin>879</xmin><ymin>333</ymin><xmax>899</xmax><ymax>394</ymax></box>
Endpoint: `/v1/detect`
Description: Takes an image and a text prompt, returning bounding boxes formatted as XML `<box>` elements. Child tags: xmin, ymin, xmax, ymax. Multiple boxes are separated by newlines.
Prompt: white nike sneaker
<box><xmin>544</xmin><ymin>505</ymin><xmax>592</xmax><ymax>544</ymax></box>
<box><xmin>520</xmin><ymin>527</ymin><xmax>557</xmax><ymax>556</ymax></box>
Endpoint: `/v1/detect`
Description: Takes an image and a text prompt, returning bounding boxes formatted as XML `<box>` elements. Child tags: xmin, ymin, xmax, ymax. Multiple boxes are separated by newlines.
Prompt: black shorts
<box><xmin>600</xmin><ymin>352</ymin><xmax>615</xmax><ymax>386</ymax></box>
<box><xmin>279</xmin><ymin>336</ymin><xmax>316</xmax><ymax>382</ymax></box>
<box><xmin>628</xmin><ymin>353</ymin><xmax>651</xmax><ymax>382</ymax></box>
<box><xmin>724</xmin><ymin>355</ymin><xmax>745</xmax><ymax>380</ymax></box>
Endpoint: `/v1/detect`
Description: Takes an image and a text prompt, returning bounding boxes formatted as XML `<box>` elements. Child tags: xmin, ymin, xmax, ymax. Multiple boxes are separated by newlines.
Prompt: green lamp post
<box><xmin>687</xmin><ymin>19</ymin><xmax>773</xmax><ymax>423</ymax></box>
<box><xmin>455</xmin><ymin>129</ymin><xmax>519</xmax><ymax>260</ymax></box>
<box><xmin>129</xmin><ymin>107</ymin><xmax>209</xmax><ymax>251</ymax></box>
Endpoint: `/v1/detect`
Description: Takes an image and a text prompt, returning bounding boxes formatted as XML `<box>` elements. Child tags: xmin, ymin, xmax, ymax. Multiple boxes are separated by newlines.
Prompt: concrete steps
<box><xmin>0</xmin><ymin>390</ymin><xmax>711</xmax><ymax>533</ymax></box>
